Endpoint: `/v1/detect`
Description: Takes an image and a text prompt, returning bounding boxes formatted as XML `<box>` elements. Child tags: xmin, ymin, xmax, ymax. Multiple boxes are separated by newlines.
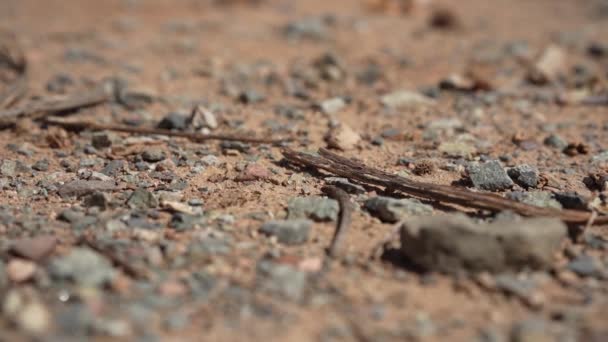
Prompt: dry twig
<box><xmin>44</xmin><ymin>117</ymin><xmax>291</xmax><ymax>145</ymax></box>
<box><xmin>322</xmin><ymin>185</ymin><xmax>353</xmax><ymax>257</ymax></box>
<box><xmin>283</xmin><ymin>148</ymin><xmax>608</xmax><ymax>225</ymax></box>
<box><xmin>0</xmin><ymin>33</ymin><xmax>27</xmax><ymax>109</ymax></box>
<box><xmin>0</xmin><ymin>83</ymin><xmax>112</xmax><ymax>127</ymax></box>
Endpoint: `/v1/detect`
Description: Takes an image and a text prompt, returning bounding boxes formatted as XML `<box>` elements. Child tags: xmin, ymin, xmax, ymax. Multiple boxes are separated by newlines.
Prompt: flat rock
<box><xmin>287</xmin><ymin>196</ymin><xmax>338</xmax><ymax>222</ymax></box>
<box><xmin>400</xmin><ymin>214</ymin><xmax>567</xmax><ymax>273</ymax></box>
<box><xmin>467</xmin><ymin>160</ymin><xmax>514</xmax><ymax>191</ymax></box>
<box><xmin>58</xmin><ymin>180</ymin><xmax>116</xmax><ymax>198</ymax></box>
<box><xmin>364</xmin><ymin>196</ymin><xmax>433</xmax><ymax>223</ymax></box>
<box><xmin>10</xmin><ymin>236</ymin><xmax>57</xmax><ymax>262</ymax></box>
<box><xmin>259</xmin><ymin>219</ymin><xmax>312</xmax><ymax>245</ymax></box>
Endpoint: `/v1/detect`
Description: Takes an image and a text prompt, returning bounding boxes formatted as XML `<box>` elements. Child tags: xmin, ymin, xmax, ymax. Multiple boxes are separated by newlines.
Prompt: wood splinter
<box><xmin>44</xmin><ymin>117</ymin><xmax>292</xmax><ymax>145</ymax></box>
<box><xmin>283</xmin><ymin>147</ymin><xmax>608</xmax><ymax>226</ymax></box>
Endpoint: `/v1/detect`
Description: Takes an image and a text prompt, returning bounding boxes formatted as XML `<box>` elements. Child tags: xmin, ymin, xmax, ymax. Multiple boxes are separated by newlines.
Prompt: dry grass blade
<box><xmin>322</xmin><ymin>185</ymin><xmax>353</xmax><ymax>258</ymax></box>
<box><xmin>282</xmin><ymin>147</ymin><xmax>608</xmax><ymax>225</ymax></box>
<box><xmin>44</xmin><ymin>117</ymin><xmax>291</xmax><ymax>145</ymax></box>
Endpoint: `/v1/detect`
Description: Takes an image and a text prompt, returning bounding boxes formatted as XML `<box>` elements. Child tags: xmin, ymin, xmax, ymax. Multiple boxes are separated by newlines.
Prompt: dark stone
<box><xmin>141</xmin><ymin>149</ymin><xmax>165</xmax><ymax>163</ymax></box>
<box><xmin>554</xmin><ymin>192</ymin><xmax>588</xmax><ymax>210</ymax></box>
<box><xmin>91</xmin><ymin>133</ymin><xmax>112</xmax><ymax>149</ymax></box>
<box><xmin>508</xmin><ymin>164</ymin><xmax>539</xmax><ymax>189</ymax></box>
<box><xmin>157</xmin><ymin>113</ymin><xmax>188</xmax><ymax>130</ymax></box>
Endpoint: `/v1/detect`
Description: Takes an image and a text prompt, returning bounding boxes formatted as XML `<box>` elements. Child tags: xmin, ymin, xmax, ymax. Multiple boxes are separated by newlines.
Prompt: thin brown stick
<box><xmin>44</xmin><ymin>117</ymin><xmax>291</xmax><ymax>145</ymax></box>
<box><xmin>282</xmin><ymin>147</ymin><xmax>608</xmax><ymax>225</ymax></box>
<box><xmin>0</xmin><ymin>83</ymin><xmax>112</xmax><ymax>126</ymax></box>
<box><xmin>79</xmin><ymin>235</ymin><xmax>151</xmax><ymax>280</ymax></box>
<box><xmin>322</xmin><ymin>185</ymin><xmax>353</xmax><ymax>258</ymax></box>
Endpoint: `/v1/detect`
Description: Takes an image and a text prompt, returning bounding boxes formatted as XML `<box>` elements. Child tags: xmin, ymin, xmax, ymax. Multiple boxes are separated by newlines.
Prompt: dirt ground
<box><xmin>1</xmin><ymin>0</ymin><xmax>608</xmax><ymax>341</ymax></box>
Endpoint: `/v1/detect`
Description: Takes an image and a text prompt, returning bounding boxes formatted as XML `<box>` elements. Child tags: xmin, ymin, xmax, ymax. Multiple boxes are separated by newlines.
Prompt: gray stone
<box><xmin>32</xmin><ymin>159</ymin><xmax>49</xmax><ymax>172</ymax></box>
<box><xmin>141</xmin><ymin>149</ymin><xmax>165</xmax><ymax>163</ymax></box>
<box><xmin>256</xmin><ymin>260</ymin><xmax>307</xmax><ymax>301</ymax></box>
<box><xmin>58</xmin><ymin>180</ymin><xmax>116</xmax><ymax>198</ymax></box>
<box><xmin>287</xmin><ymin>196</ymin><xmax>338</xmax><ymax>222</ymax></box>
<box><xmin>325</xmin><ymin>177</ymin><xmax>365</xmax><ymax>194</ymax></box>
<box><xmin>510</xmin><ymin>318</ymin><xmax>551</xmax><ymax>342</ymax></box>
<box><xmin>508</xmin><ymin>165</ymin><xmax>538</xmax><ymax>189</ymax></box>
<box><xmin>507</xmin><ymin>191</ymin><xmax>562</xmax><ymax>210</ymax></box>
<box><xmin>0</xmin><ymin>260</ymin><xmax>6</xmax><ymax>289</ymax></box>
<box><xmin>567</xmin><ymin>255</ymin><xmax>606</xmax><ymax>278</ymax></box>
<box><xmin>127</xmin><ymin>188</ymin><xmax>158</xmax><ymax>209</ymax></box>
<box><xmin>364</xmin><ymin>196</ymin><xmax>433</xmax><ymax>223</ymax></box>
<box><xmin>467</xmin><ymin>160</ymin><xmax>514</xmax><ymax>191</ymax></box>
<box><xmin>0</xmin><ymin>160</ymin><xmax>17</xmax><ymax>176</ymax></box>
<box><xmin>101</xmin><ymin>160</ymin><xmax>125</xmax><ymax>176</ymax></box>
<box><xmin>400</xmin><ymin>214</ymin><xmax>567</xmax><ymax>273</ymax></box>
<box><xmin>494</xmin><ymin>274</ymin><xmax>537</xmax><ymax>300</ymax></box>
<box><xmin>49</xmin><ymin>248</ymin><xmax>116</xmax><ymax>287</ymax></box>
<box><xmin>543</xmin><ymin>134</ymin><xmax>567</xmax><ymax>150</ymax></box>
<box><xmin>260</xmin><ymin>219</ymin><xmax>312</xmax><ymax>245</ymax></box>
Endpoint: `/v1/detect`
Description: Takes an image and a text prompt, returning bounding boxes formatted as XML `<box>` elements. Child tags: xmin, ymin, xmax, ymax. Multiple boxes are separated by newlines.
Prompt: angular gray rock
<box><xmin>508</xmin><ymin>164</ymin><xmax>539</xmax><ymax>189</ymax></box>
<box><xmin>127</xmin><ymin>188</ymin><xmax>158</xmax><ymax>209</ymax></box>
<box><xmin>467</xmin><ymin>160</ymin><xmax>514</xmax><ymax>191</ymax></box>
<box><xmin>260</xmin><ymin>219</ymin><xmax>312</xmax><ymax>245</ymax></box>
<box><xmin>287</xmin><ymin>196</ymin><xmax>338</xmax><ymax>222</ymax></box>
<box><xmin>400</xmin><ymin>214</ymin><xmax>567</xmax><ymax>273</ymax></box>
<box><xmin>364</xmin><ymin>196</ymin><xmax>433</xmax><ymax>223</ymax></box>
